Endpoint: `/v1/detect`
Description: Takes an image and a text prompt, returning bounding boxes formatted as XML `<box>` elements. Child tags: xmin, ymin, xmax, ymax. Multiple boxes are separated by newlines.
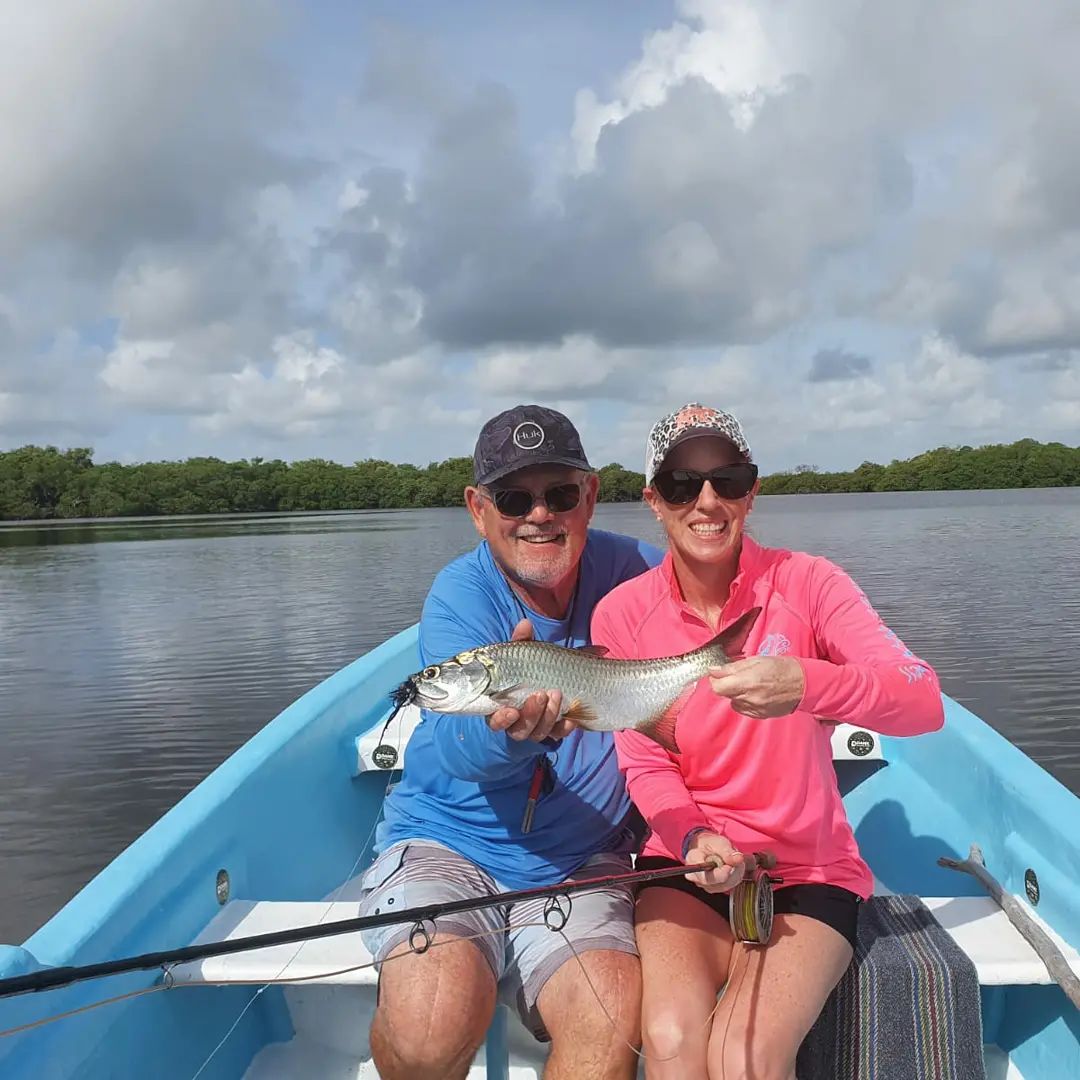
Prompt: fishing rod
<box><xmin>0</xmin><ymin>853</ymin><xmax>776</xmax><ymax>1001</ymax></box>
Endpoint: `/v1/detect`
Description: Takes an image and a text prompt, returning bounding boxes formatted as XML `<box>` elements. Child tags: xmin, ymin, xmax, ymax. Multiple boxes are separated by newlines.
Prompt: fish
<box><xmin>391</xmin><ymin>606</ymin><xmax>762</xmax><ymax>753</ymax></box>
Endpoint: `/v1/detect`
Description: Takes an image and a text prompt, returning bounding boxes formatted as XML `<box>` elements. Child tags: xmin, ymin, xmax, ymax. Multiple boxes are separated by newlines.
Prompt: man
<box><xmin>357</xmin><ymin>404</ymin><xmax>664</xmax><ymax>1080</ymax></box>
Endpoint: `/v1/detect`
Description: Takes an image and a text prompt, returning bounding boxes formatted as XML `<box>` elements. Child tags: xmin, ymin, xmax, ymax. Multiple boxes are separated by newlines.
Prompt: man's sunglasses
<box><xmin>485</xmin><ymin>482</ymin><xmax>582</xmax><ymax>519</ymax></box>
<box><xmin>652</xmin><ymin>463</ymin><xmax>758</xmax><ymax>505</ymax></box>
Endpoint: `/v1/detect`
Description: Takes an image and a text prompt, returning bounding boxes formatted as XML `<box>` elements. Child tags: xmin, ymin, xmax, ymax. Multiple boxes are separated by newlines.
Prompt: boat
<box><xmin>1</xmin><ymin>621</ymin><xmax>1079</xmax><ymax>1079</ymax></box>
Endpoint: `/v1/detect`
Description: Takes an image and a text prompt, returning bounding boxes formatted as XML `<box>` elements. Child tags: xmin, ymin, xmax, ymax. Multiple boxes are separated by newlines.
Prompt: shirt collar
<box><xmin>660</xmin><ymin>533</ymin><xmax>764</xmax><ymax>616</ymax></box>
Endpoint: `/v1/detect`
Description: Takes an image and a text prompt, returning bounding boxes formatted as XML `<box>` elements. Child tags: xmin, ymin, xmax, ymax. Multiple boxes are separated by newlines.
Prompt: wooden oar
<box><xmin>938</xmin><ymin>843</ymin><xmax>1080</xmax><ymax>1010</ymax></box>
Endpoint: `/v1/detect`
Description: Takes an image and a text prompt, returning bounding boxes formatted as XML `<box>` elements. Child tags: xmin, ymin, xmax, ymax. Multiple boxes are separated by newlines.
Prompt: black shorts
<box><xmin>635</xmin><ymin>856</ymin><xmax>861</xmax><ymax>949</ymax></box>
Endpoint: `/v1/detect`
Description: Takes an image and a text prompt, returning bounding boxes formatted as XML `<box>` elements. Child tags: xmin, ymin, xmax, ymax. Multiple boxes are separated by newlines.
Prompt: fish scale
<box><xmin>486</xmin><ymin>640</ymin><xmax>720</xmax><ymax>730</ymax></box>
<box><xmin>398</xmin><ymin>606</ymin><xmax>762</xmax><ymax>753</ymax></box>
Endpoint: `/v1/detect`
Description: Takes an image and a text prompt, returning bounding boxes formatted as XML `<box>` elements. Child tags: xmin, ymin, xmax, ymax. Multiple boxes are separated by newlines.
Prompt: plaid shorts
<box><xmin>355</xmin><ymin>839</ymin><xmax>639</xmax><ymax>1040</ymax></box>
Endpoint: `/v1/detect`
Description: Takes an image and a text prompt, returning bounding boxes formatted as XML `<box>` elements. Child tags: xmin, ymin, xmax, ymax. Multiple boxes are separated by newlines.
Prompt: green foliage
<box><xmin>1</xmin><ymin>439</ymin><xmax>1077</xmax><ymax>520</ymax></box>
<box><xmin>598</xmin><ymin>463</ymin><xmax>646</xmax><ymax>502</ymax></box>
<box><xmin>758</xmin><ymin>439</ymin><xmax>1080</xmax><ymax>495</ymax></box>
<box><xmin>0</xmin><ymin>446</ymin><xmax>95</xmax><ymax>519</ymax></box>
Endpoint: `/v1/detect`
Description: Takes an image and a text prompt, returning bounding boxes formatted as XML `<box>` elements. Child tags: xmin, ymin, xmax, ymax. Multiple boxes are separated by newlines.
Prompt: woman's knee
<box><xmin>712</xmin><ymin>1026</ymin><xmax>796</xmax><ymax>1080</ymax></box>
<box><xmin>642</xmin><ymin>1005</ymin><xmax>708</xmax><ymax>1061</ymax></box>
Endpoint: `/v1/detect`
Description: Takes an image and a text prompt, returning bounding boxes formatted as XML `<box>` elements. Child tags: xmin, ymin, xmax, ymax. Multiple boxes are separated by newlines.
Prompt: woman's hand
<box><xmin>488</xmin><ymin>619</ymin><xmax>575</xmax><ymax>741</ymax></box>
<box><xmin>707</xmin><ymin>655</ymin><xmax>805</xmax><ymax>718</ymax></box>
<box><xmin>685</xmin><ymin>831</ymin><xmax>746</xmax><ymax>893</ymax></box>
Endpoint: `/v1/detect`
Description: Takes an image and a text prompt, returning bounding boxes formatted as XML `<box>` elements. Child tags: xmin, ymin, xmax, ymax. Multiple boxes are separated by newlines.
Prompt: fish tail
<box><xmin>631</xmin><ymin>608</ymin><xmax>762</xmax><ymax>756</ymax></box>
<box><xmin>638</xmin><ymin>705</ymin><xmax>683</xmax><ymax>754</ymax></box>
<box><xmin>563</xmin><ymin>698</ymin><xmax>597</xmax><ymax>725</ymax></box>
<box><xmin>699</xmin><ymin>605</ymin><xmax>762</xmax><ymax>665</ymax></box>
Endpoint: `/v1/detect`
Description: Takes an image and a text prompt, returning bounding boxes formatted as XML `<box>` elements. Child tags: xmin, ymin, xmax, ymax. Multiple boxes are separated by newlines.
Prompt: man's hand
<box><xmin>685</xmin><ymin>831</ymin><xmax>746</xmax><ymax>893</ymax></box>
<box><xmin>487</xmin><ymin>618</ymin><xmax>576</xmax><ymax>742</ymax></box>
<box><xmin>707</xmin><ymin>655</ymin><xmax>805</xmax><ymax>718</ymax></box>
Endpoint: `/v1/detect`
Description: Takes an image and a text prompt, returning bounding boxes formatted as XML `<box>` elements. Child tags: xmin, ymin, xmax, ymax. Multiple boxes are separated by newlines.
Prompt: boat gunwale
<box><xmin>12</xmin><ymin>624</ymin><xmax>419</xmax><ymax>963</ymax></box>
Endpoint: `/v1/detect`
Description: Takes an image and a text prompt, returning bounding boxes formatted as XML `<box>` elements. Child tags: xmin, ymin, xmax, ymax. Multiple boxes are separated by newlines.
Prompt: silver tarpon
<box><xmin>392</xmin><ymin>606</ymin><xmax>761</xmax><ymax>753</ymax></box>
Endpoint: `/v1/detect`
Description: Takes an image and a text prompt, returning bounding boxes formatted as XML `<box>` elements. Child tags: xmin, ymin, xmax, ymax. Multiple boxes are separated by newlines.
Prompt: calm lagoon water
<box><xmin>1</xmin><ymin>488</ymin><xmax>1078</xmax><ymax>942</ymax></box>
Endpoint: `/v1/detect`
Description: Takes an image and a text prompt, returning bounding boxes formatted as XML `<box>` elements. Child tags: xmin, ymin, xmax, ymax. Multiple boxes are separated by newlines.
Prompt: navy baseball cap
<box><xmin>473</xmin><ymin>404</ymin><xmax>593</xmax><ymax>486</ymax></box>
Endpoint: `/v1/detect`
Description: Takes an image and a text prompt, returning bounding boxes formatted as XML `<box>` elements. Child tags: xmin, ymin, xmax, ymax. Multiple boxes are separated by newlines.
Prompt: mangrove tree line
<box><xmin>0</xmin><ymin>439</ymin><xmax>1077</xmax><ymax>520</ymax></box>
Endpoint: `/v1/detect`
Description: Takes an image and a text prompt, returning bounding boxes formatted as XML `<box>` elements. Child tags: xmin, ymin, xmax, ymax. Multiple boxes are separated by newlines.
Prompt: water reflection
<box><xmin>0</xmin><ymin>489</ymin><xmax>1078</xmax><ymax>943</ymax></box>
<box><xmin>0</xmin><ymin>510</ymin><xmax>417</xmax><ymax>547</ymax></box>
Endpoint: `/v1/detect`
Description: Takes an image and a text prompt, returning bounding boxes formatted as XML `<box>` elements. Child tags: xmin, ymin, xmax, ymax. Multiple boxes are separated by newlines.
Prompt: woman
<box><xmin>590</xmin><ymin>402</ymin><xmax>945</xmax><ymax>1080</ymax></box>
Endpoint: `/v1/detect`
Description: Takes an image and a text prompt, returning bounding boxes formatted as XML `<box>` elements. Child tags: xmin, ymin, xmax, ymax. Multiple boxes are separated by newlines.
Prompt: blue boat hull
<box><xmin>2</xmin><ymin>624</ymin><xmax>1078</xmax><ymax>1078</ymax></box>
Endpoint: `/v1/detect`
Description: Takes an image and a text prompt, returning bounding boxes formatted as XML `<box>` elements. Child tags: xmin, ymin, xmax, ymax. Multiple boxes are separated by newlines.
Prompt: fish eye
<box><xmin>422</xmin><ymin>665</ymin><xmax>439</xmax><ymax>680</ymax></box>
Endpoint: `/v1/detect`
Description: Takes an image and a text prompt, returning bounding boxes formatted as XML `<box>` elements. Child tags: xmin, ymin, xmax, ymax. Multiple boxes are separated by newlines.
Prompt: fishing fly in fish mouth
<box><xmin>392</xmin><ymin>606</ymin><xmax>761</xmax><ymax>754</ymax></box>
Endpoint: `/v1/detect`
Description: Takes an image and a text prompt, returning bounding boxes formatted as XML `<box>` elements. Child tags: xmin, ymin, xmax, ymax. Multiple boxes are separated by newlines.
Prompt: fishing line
<box><xmin>0</xmin><ymin>984</ymin><xmax>171</xmax><ymax>1040</ymax></box>
<box><xmin>552</xmin><ymin>924</ymin><xmax>730</xmax><ymax>1065</ymax></box>
<box><xmin>0</xmin><ymin>906</ymin><xmax>753</xmax><ymax>1069</ymax></box>
<box><xmin>190</xmin><ymin>696</ymin><xmax>410</xmax><ymax>1080</ymax></box>
<box><xmin>0</xmin><ymin>702</ymin><xmax>769</xmax><ymax>1065</ymax></box>
<box><xmin>712</xmin><ymin>937</ymin><xmax>755</xmax><ymax>1072</ymax></box>
<box><xmin>0</xmin><ymin>921</ymin><xmax>545</xmax><ymax>1039</ymax></box>
<box><xmin>372</xmin><ymin>687</ymin><xmax>409</xmax><ymax>749</ymax></box>
<box><xmin>0</xmin><ymin>861</ymin><xmax>730</xmax><ymax>999</ymax></box>
<box><xmin>0</xmin><ymin>864</ymin><xmax>710</xmax><ymax>1000</ymax></box>
<box><xmin>189</xmin><ymin>990</ymin><xmax>261</xmax><ymax>1080</ymax></box>
<box><xmin>0</xmin><ymin>920</ymin><xmax>726</xmax><ymax>1067</ymax></box>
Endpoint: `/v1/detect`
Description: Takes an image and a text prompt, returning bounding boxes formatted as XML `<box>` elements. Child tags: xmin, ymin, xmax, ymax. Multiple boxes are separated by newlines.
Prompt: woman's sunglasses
<box><xmin>652</xmin><ymin>463</ymin><xmax>758</xmax><ymax>505</ymax></box>
<box><xmin>485</xmin><ymin>482</ymin><xmax>582</xmax><ymax>519</ymax></box>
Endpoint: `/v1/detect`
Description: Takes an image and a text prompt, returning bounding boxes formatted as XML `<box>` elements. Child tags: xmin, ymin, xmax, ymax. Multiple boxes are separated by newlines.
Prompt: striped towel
<box><xmin>796</xmin><ymin>894</ymin><xmax>986</xmax><ymax>1080</ymax></box>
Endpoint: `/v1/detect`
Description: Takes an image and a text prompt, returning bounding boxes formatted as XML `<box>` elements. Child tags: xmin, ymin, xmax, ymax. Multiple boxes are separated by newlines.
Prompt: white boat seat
<box><xmin>352</xmin><ymin>705</ymin><xmax>884</xmax><ymax>774</ymax></box>
<box><xmin>829</xmin><ymin>723</ymin><xmax>885</xmax><ymax>762</ymax></box>
<box><xmin>919</xmin><ymin>896</ymin><xmax>1080</xmax><ymax>987</ymax></box>
<box><xmin>173</xmin><ymin>893</ymin><xmax>1079</xmax><ymax>995</ymax></box>
<box><xmin>169</xmin><ymin>900</ymin><xmax>377</xmax><ymax>987</ymax></box>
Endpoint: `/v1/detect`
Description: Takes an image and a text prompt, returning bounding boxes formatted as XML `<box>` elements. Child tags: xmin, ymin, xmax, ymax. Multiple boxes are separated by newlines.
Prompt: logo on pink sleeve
<box><xmin>758</xmin><ymin>633</ymin><xmax>791</xmax><ymax>657</ymax></box>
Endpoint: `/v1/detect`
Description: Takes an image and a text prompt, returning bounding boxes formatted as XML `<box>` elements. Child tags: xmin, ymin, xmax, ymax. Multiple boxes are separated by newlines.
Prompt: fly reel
<box><xmin>728</xmin><ymin>851</ymin><xmax>782</xmax><ymax>946</ymax></box>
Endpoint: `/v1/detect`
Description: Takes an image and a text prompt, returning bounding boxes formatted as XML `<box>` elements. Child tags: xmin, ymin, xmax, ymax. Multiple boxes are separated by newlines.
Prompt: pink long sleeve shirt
<box><xmin>590</xmin><ymin>536</ymin><xmax>945</xmax><ymax>899</ymax></box>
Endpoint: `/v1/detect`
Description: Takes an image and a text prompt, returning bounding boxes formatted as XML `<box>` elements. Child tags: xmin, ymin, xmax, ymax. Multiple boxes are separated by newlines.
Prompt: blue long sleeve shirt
<box><xmin>374</xmin><ymin>527</ymin><xmax>664</xmax><ymax>888</ymax></box>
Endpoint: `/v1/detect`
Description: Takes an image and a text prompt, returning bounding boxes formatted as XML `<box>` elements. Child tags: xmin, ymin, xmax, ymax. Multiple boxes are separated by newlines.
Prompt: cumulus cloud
<box><xmin>1</xmin><ymin>0</ymin><xmax>1077</xmax><ymax>469</ymax></box>
<box><xmin>1024</xmin><ymin>350</ymin><xmax>1078</xmax><ymax>372</ymax></box>
<box><xmin>891</xmin><ymin>334</ymin><xmax>1004</xmax><ymax>428</ymax></box>
<box><xmin>0</xmin><ymin>0</ymin><xmax>296</xmax><ymax>273</ymax></box>
<box><xmin>764</xmin><ymin>334</ymin><xmax>1003</xmax><ymax>443</ymax></box>
<box><xmin>570</xmin><ymin>0</ymin><xmax>793</xmax><ymax>172</ymax></box>
<box><xmin>321</xmin><ymin>167</ymin><xmax>425</xmax><ymax>364</ymax></box>
<box><xmin>193</xmin><ymin>333</ymin><xmax>352</xmax><ymax>438</ymax></box>
<box><xmin>314</xmin><ymin>0</ymin><xmax>1080</xmax><ymax>374</ymax></box>
<box><xmin>385</xmin><ymin>69</ymin><xmax>910</xmax><ymax>351</ymax></box>
<box><xmin>0</xmin><ymin>331</ymin><xmax>111</xmax><ymax>440</ymax></box>
<box><xmin>808</xmin><ymin>349</ymin><xmax>872</xmax><ymax>383</ymax></box>
<box><xmin>0</xmin><ymin>0</ymin><xmax>320</xmax><ymax>447</ymax></box>
<box><xmin>1040</xmin><ymin>364</ymin><xmax>1080</xmax><ymax>428</ymax></box>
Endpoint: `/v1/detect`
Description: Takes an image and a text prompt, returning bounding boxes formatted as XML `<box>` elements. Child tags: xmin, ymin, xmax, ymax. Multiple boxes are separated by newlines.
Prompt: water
<box><xmin>1</xmin><ymin>490</ymin><xmax>1078</xmax><ymax>943</ymax></box>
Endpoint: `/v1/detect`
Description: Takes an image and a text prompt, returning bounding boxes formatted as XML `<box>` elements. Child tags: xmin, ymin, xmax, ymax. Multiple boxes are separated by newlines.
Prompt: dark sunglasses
<box><xmin>485</xmin><ymin>482</ymin><xmax>582</xmax><ymax>518</ymax></box>
<box><xmin>652</xmin><ymin>463</ymin><xmax>758</xmax><ymax>505</ymax></box>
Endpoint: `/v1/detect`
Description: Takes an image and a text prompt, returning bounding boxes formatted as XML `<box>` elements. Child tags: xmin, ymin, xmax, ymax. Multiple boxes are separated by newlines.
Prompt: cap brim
<box><xmin>668</xmin><ymin>429</ymin><xmax>745</xmax><ymax>453</ymax></box>
<box><xmin>650</xmin><ymin>429</ymin><xmax>749</xmax><ymax>480</ymax></box>
<box><xmin>477</xmin><ymin>455</ymin><xmax>593</xmax><ymax>487</ymax></box>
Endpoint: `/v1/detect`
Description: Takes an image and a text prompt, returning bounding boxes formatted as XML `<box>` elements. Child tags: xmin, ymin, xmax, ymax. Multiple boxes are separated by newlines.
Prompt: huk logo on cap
<box><xmin>512</xmin><ymin>421</ymin><xmax>545</xmax><ymax>451</ymax></box>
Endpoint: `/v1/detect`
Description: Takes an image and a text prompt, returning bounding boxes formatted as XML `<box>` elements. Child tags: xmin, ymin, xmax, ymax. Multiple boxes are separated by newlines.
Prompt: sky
<box><xmin>1</xmin><ymin>0</ymin><xmax>1079</xmax><ymax>476</ymax></box>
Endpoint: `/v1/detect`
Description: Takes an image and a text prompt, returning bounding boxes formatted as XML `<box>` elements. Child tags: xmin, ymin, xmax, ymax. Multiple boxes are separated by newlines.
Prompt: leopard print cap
<box><xmin>644</xmin><ymin>402</ymin><xmax>751</xmax><ymax>484</ymax></box>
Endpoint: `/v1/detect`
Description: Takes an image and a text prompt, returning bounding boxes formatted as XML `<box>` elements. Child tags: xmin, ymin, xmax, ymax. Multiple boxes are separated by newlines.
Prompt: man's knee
<box><xmin>540</xmin><ymin>948</ymin><xmax>642</xmax><ymax>1046</ymax></box>
<box><xmin>371</xmin><ymin>938</ymin><xmax>498</xmax><ymax>1078</ymax></box>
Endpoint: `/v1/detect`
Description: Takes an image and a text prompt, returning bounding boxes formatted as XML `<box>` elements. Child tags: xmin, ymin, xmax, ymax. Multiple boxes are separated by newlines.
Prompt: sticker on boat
<box><xmin>372</xmin><ymin>744</ymin><xmax>399</xmax><ymax>769</ymax></box>
<box><xmin>847</xmin><ymin>730</ymin><xmax>876</xmax><ymax>757</ymax></box>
